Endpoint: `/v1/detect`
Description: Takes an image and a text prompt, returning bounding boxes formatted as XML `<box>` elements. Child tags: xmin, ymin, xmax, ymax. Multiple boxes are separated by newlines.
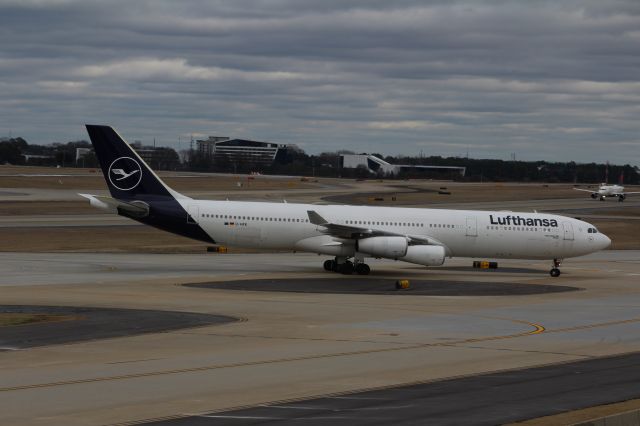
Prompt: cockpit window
<box><xmin>587</xmin><ymin>228</ymin><xmax>598</xmax><ymax>234</ymax></box>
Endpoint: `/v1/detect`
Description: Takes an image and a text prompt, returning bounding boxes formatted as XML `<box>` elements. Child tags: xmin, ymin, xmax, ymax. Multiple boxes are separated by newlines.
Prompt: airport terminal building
<box><xmin>197</xmin><ymin>136</ymin><xmax>286</xmax><ymax>165</ymax></box>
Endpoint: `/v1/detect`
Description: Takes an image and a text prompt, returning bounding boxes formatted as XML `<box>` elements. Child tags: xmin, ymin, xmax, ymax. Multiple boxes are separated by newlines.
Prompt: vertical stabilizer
<box><xmin>84</xmin><ymin>125</ymin><xmax>213</xmax><ymax>244</ymax></box>
<box><xmin>85</xmin><ymin>125</ymin><xmax>186</xmax><ymax>201</ymax></box>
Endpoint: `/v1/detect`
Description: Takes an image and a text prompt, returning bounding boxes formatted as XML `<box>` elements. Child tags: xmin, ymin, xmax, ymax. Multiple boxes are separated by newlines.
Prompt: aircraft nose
<box><xmin>600</xmin><ymin>234</ymin><xmax>611</xmax><ymax>250</ymax></box>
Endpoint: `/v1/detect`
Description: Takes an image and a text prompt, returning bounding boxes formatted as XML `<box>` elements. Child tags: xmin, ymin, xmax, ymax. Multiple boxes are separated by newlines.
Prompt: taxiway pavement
<box><xmin>149</xmin><ymin>352</ymin><xmax>640</xmax><ymax>426</ymax></box>
<box><xmin>0</xmin><ymin>305</ymin><xmax>235</xmax><ymax>350</ymax></box>
<box><xmin>1</xmin><ymin>251</ymin><xmax>640</xmax><ymax>425</ymax></box>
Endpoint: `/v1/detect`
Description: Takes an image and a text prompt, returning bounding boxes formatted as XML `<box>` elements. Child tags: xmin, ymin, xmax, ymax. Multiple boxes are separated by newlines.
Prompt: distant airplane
<box><xmin>82</xmin><ymin>125</ymin><xmax>610</xmax><ymax>277</ymax></box>
<box><xmin>574</xmin><ymin>171</ymin><xmax>640</xmax><ymax>202</ymax></box>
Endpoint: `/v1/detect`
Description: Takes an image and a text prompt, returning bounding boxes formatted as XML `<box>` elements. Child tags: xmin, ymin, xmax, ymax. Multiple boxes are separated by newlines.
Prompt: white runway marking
<box><xmin>329</xmin><ymin>396</ymin><xmax>390</xmax><ymax>400</ymax></box>
<box><xmin>199</xmin><ymin>415</ymin><xmax>285</xmax><ymax>420</ymax></box>
<box><xmin>264</xmin><ymin>405</ymin><xmax>322</xmax><ymax>410</ymax></box>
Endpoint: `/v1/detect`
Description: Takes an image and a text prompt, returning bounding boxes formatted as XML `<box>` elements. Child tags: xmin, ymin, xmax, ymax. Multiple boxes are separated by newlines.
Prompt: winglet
<box><xmin>307</xmin><ymin>210</ymin><xmax>328</xmax><ymax>225</ymax></box>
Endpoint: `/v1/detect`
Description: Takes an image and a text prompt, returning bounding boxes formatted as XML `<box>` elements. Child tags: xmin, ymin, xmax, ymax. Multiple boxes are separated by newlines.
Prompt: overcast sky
<box><xmin>1</xmin><ymin>0</ymin><xmax>639</xmax><ymax>164</ymax></box>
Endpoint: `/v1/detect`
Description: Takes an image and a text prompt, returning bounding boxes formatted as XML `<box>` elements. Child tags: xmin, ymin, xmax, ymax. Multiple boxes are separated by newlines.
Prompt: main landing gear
<box><xmin>550</xmin><ymin>258</ymin><xmax>562</xmax><ymax>277</ymax></box>
<box><xmin>323</xmin><ymin>257</ymin><xmax>370</xmax><ymax>275</ymax></box>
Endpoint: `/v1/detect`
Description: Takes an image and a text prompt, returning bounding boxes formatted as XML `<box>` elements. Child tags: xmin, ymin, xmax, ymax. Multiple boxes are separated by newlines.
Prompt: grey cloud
<box><xmin>0</xmin><ymin>0</ymin><xmax>638</xmax><ymax>163</ymax></box>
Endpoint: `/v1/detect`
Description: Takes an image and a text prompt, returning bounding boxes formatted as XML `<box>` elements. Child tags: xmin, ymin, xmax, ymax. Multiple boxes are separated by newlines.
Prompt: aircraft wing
<box><xmin>573</xmin><ymin>188</ymin><xmax>596</xmax><ymax>193</ymax></box>
<box><xmin>621</xmin><ymin>192</ymin><xmax>640</xmax><ymax>195</ymax></box>
<box><xmin>307</xmin><ymin>210</ymin><xmax>445</xmax><ymax>246</ymax></box>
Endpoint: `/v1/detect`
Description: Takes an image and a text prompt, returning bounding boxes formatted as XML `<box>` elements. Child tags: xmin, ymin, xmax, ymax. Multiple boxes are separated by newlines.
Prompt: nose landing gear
<box><xmin>550</xmin><ymin>258</ymin><xmax>562</xmax><ymax>277</ymax></box>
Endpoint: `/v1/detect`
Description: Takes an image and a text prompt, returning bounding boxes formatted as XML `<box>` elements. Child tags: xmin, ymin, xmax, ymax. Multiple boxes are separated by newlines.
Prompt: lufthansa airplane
<box><xmin>574</xmin><ymin>183</ymin><xmax>640</xmax><ymax>202</ymax></box>
<box><xmin>82</xmin><ymin>125</ymin><xmax>611</xmax><ymax>277</ymax></box>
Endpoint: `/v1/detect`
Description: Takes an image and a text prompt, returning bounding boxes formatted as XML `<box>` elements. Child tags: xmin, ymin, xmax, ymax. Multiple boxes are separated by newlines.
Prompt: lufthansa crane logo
<box><xmin>108</xmin><ymin>157</ymin><xmax>142</xmax><ymax>191</ymax></box>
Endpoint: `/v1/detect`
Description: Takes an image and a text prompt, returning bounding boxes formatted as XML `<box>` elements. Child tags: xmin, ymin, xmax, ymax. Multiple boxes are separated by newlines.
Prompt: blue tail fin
<box><xmin>85</xmin><ymin>125</ymin><xmax>214</xmax><ymax>244</ymax></box>
<box><xmin>85</xmin><ymin>125</ymin><xmax>182</xmax><ymax>201</ymax></box>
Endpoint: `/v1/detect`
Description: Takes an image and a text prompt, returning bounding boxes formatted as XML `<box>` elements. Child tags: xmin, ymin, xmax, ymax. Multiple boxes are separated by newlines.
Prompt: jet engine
<box><xmin>398</xmin><ymin>245</ymin><xmax>446</xmax><ymax>266</ymax></box>
<box><xmin>357</xmin><ymin>236</ymin><xmax>408</xmax><ymax>258</ymax></box>
<box><xmin>618</xmin><ymin>194</ymin><xmax>626</xmax><ymax>202</ymax></box>
<box><xmin>591</xmin><ymin>193</ymin><xmax>598</xmax><ymax>199</ymax></box>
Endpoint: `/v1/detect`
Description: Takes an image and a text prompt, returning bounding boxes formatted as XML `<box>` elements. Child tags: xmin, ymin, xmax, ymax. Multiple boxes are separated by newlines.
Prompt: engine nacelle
<box><xmin>590</xmin><ymin>193</ymin><xmax>598</xmax><ymax>199</ymax></box>
<box><xmin>357</xmin><ymin>236</ymin><xmax>408</xmax><ymax>258</ymax></box>
<box><xmin>399</xmin><ymin>245</ymin><xmax>446</xmax><ymax>266</ymax></box>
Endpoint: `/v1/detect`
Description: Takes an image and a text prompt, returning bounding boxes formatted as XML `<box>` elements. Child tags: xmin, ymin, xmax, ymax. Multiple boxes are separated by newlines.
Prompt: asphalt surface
<box><xmin>148</xmin><ymin>351</ymin><xmax>640</xmax><ymax>426</ymax></box>
<box><xmin>0</xmin><ymin>214</ymin><xmax>134</xmax><ymax>227</ymax></box>
<box><xmin>2</xmin><ymin>251</ymin><xmax>640</xmax><ymax>425</ymax></box>
<box><xmin>186</xmin><ymin>278</ymin><xmax>580</xmax><ymax>296</ymax></box>
<box><xmin>0</xmin><ymin>305</ymin><xmax>236</xmax><ymax>350</ymax></box>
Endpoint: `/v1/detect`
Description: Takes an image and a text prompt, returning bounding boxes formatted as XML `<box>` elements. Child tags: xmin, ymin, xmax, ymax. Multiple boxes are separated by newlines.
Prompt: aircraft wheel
<box><xmin>355</xmin><ymin>263</ymin><xmax>370</xmax><ymax>275</ymax></box>
<box><xmin>550</xmin><ymin>268</ymin><xmax>561</xmax><ymax>277</ymax></box>
<box><xmin>323</xmin><ymin>260</ymin><xmax>334</xmax><ymax>271</ymax></box>
<box><xmin>339</xmin><ymin>262</ymin><xmax>354</xmax><ymax>275</ymax></box>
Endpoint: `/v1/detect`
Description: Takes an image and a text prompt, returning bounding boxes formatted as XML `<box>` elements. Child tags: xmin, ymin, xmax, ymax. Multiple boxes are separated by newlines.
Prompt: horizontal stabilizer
<box><xmin>79</xmin><ymin>193</ymin><xmax>149</xmax><ymax>218</ymax></box>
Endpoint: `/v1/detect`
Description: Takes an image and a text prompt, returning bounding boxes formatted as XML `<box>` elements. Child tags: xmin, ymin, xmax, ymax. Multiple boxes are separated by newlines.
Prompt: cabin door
<box><xmin>562</xmin><ymin>221</ymin><xmax>574</xmax><ymax>240</ymax></box>
<box><xmin>465</xmin><ymin>217</ymin><xmax>477</xmax><ymax>237</ymax></box>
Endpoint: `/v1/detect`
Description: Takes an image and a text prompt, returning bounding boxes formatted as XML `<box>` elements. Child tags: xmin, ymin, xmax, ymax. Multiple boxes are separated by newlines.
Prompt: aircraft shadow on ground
<box><xmin>185</xmin><ymin>279</ymin><xmax>580</xmax><ymax>296</ymax></box>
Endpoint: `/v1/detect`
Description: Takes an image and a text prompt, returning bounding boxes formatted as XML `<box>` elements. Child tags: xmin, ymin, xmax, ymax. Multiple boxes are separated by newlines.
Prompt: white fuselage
<box><xmin>179</xmin><ymin>200</ymin><xmax>610</xmax><ymax>261</ymax></box>
<box><xmin>597</xmin><ymin>184</ymin><xmax>624</xmax><ymax>196</ymax></box>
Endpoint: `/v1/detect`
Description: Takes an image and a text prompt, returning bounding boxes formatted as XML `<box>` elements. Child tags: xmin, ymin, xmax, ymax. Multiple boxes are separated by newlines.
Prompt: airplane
<box><xmin>574</xmin><ymin>183</ymin><xmax>640</xmax><ymax>202</ymax></box>
<box><xmin>81</xmin><ymin>125</ymin><xmax>611</xmax><ymax>278</ymax></box>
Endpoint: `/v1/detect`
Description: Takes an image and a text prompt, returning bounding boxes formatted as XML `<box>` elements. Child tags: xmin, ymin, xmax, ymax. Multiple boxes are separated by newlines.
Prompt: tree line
<box><xmin>1</xmin><ymin>137</ymin><xmax>637</xmax><ymax>184</ymax></box>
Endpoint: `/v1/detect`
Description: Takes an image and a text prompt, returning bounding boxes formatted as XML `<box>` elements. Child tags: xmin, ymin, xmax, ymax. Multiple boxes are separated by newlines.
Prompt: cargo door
<box><xmin>465</xmin><ymin>217</ymin><xmax>477</xmax><ymax>237</ymax></box>
<box><xmin>562</xmin><ymin>221</ymin><xmax>574</xmax><ymax>240</ymax></box>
